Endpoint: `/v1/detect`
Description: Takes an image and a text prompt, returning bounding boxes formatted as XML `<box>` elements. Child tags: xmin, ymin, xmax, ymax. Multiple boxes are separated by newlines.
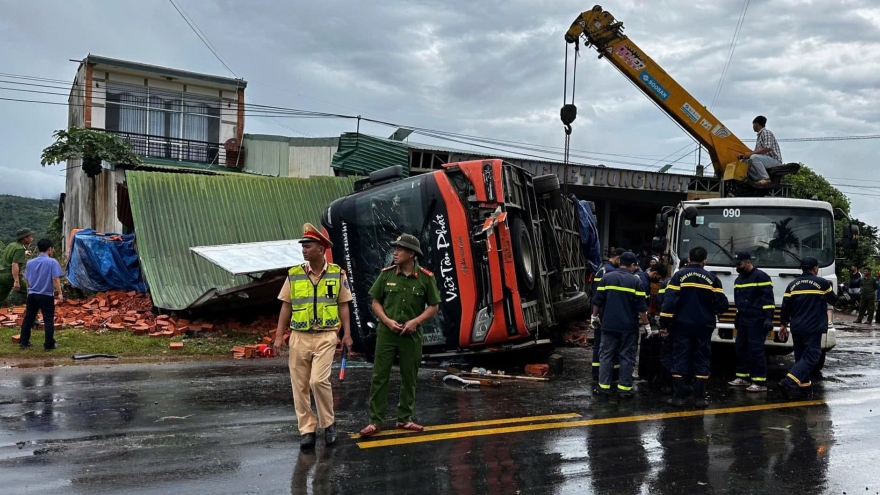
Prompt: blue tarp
<box><xmin>572</xmin><ymin>195</ymin><xmax>602</xmax><ymax>274</ymax></box>
<box><xmin>66</xmin><ymin>229</ymin><xmax>148</xmax><ymax>293</ymax></box>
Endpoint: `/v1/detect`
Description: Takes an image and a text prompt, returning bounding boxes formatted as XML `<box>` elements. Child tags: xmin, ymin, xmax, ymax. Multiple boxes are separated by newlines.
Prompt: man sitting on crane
<box><xmin>738</xmin><ymin>115</ymin><xmax>783</xmax><ymax>187</ymax></box>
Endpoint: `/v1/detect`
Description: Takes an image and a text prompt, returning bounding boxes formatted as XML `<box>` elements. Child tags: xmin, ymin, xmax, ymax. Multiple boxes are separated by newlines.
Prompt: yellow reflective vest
<box><xmin>288</xmin><ymin>263</ymin><xmax>342</xmax><ymax>330</ymax></box>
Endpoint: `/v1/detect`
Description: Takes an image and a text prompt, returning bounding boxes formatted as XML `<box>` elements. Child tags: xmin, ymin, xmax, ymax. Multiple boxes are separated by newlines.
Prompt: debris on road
<box><xmin>72</xmin><ymin>354</ymin><xmax>119</xmax><ymax>360</ymax></box>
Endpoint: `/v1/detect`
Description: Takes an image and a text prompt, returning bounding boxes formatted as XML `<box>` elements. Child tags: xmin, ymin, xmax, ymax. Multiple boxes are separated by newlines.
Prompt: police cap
<box><xmin>734</xmin><ymin>251</ymin><xmax>752</xmax><ymax>262</ymax></box>
<box><xmin>619</xmin><ymin>252</ymin><xmax>638</xmax><ymax>266</ymax></box>
<box><xmin>800</xmin><ymin>257</ymin><xmax>819</xmax><ymax>270</ymax></box>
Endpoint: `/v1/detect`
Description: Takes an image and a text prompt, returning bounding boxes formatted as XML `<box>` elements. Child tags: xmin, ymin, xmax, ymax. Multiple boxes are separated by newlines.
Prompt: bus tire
<box><xmin>510</xmin><ymin>217</ymin><xmax>537</xmax><ymax>292</ymax></box>
<box><xmin>552</xmin><ymin>291</ymin><xmax>590</xmax><ymax>323</ymax></box>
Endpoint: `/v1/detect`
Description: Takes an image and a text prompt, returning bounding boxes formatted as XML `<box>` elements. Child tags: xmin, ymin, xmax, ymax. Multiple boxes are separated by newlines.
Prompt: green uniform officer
<box><xmin>359</xmin><ymin>234</ymin><xmax>440</xmax><ymax>437</ymax></box>
<box><xmin>0</xmin><ymin>228</ymin><xmax>35</xmax><ymax>306</ymax></box>
<box><xmin>855</xmin><ymin>267</ymin><xmax>877</xmax><ymax>324</ymax></box>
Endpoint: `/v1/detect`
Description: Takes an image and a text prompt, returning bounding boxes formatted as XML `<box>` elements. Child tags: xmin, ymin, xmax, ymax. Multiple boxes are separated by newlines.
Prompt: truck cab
<box><xmin>322</xmin><ymin>160</ymin><xmax>592</xmax><ymax>358</ymax></box>
<box><xmin>659</xmin><ymin>197</ymin><xmax>840</xmax><ymax>366</ymax></box>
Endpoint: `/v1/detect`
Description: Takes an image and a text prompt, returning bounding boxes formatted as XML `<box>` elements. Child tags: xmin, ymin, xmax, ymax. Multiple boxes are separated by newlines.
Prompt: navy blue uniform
<box><xmin>656</xmin><ymin>278</ymin><xmax>674</xmax><ymax>374</ymax></box>
<box><xmin>779</xmin><ymin>274</ymin><xmax>836</xmax><ymax>389</ymax></box>
<box><xmin>634</xmin><ymin>267</ymin><xmax>651</xmax><ymax>304</ymax></box>
<box><xmin>592</xmin><ymin>267</ymin><xmax>647</xmax><ymax>392</ymax></box>
<box><xmin>660</xmin><ymin>264</ymin><xmax>729</xmax><ymax>379</ymax></box>
<box><xmin>591</xmin><ymin>260</ymin><xmax>618</xmax><ymax>380</ymax></box>
<box><xmin>733</xmin><ymin>268</ymin><xmax>775</xmax><ymax>382</ymax></box>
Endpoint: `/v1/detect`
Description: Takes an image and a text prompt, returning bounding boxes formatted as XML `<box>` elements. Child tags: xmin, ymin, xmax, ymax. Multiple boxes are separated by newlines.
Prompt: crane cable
<box><xmin>561</xmin><ymin>40</ymin><xmax>579</xmax><ymax>195</ymax></box>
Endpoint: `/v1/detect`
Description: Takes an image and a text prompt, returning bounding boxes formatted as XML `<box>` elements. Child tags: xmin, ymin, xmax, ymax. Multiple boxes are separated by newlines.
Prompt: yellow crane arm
<box><xmin>565</xmin><ymin>5</ymin><xmax>752</xmax><ymax>179</ymax></box>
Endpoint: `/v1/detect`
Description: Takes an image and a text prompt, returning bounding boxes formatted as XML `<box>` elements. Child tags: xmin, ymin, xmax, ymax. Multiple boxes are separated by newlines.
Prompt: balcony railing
<box><xmin>103</xmin><ymin>130</ymin><xmax>241</xmax><ymax>167</ymax></box>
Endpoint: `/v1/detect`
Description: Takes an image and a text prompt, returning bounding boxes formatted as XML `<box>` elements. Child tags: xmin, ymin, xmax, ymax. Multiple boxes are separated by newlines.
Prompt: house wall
<box><xmin>288</xmin><ymin>137</ymin><xmax>338</xmax><ymax>178</ymax></box>
<box><xmin>63</xmin><ymin>59</ymin><xmax>246</xmax><ymax>255</ymax></box>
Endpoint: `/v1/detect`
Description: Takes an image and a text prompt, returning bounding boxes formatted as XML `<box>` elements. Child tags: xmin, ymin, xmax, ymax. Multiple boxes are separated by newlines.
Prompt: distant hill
<box><xmin>0</xmin><ymin>195</ymin><xmax>58</xmax><ymax>246</ymax></box>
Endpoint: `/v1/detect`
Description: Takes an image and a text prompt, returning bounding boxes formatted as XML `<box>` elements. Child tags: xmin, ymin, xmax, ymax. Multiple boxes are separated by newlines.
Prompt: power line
<box><xmin>710</xmin><ymin>0</ymin><xmax>750</xmax><ymax>110</ymax></box>
<box><xmin>167</xmin><ymin>0</ymin><xmax>238</xmax><ymax>79</ymax></box>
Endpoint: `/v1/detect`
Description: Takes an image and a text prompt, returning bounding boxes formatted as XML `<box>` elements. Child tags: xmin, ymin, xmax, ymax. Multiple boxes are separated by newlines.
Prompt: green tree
<box><xmin>41</xmin><ymin>127</ymin><xmax>142</xmax><ymax>229</ymax></box>
<box><xmin>788</xmin><ymin>166</ymin><xmax>878</xmax><ymax>279</ymax></box>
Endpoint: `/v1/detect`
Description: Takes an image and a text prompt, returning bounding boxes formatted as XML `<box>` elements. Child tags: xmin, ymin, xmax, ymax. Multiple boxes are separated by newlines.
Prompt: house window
<box><xmin>105</xmin><ymin>82</ymin><xmax>222</xmax><ymax>163</ymax></box>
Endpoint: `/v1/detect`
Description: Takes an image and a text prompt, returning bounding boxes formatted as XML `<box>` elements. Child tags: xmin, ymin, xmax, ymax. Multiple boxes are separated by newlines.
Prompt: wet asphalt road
<box><xmin>1</xmin><ymin>324</ymin><xmax>879</xmax><ymax>495</ymax></box>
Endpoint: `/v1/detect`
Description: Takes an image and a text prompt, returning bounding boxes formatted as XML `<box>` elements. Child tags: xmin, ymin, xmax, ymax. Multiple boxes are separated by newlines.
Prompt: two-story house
<box><xmin>63</xmin><ymin>54</ymin><xmax>246</xmax><ymax>247</ymax></box>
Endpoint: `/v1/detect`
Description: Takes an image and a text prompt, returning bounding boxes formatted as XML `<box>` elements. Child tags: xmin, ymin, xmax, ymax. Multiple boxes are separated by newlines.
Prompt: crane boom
<box><xmin>565</xmin><ymin>5</ymin><xmax>752</xmax><ymax>179</ymax></box>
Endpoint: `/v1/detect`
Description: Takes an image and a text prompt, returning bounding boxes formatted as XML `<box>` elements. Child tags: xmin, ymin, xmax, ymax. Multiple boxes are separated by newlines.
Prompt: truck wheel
<box><xmin>510</xmin><ymin>217</ymin><xmax>537</xmax><ymax>292</ymax></box>
<box><xmin>552</xmin><ymin>291</ymin><xmax>590</xmax><ymax>322</ymax></box>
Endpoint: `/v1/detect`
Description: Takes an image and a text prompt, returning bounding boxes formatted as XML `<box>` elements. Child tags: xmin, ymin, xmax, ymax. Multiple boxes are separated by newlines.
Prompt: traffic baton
<box><xmin>338</xmin><ymin>345</ymin><xmax>349</xmax><ymax>381</ymax></box>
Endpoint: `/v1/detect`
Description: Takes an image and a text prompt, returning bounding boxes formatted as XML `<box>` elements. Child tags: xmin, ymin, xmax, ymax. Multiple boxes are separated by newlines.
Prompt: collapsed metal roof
<box><xmin>126</xmin><ymin>171</ymin><xmax>357</xmax><ymax>310</ymax></box>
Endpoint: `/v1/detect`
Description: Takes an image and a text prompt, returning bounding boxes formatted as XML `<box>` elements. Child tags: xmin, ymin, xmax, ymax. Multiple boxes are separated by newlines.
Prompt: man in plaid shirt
<box><xmin>738</xmin><ymin>115</ymin><xmax>783</xmax><ymax>186</ymax></box>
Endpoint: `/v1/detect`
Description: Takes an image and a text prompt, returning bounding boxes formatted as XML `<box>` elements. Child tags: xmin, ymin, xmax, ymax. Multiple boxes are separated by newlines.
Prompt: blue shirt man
<box><xmin>19</xmin><ymin>239</ymin><xmax>64</xmax><ymax>350</ymax></box>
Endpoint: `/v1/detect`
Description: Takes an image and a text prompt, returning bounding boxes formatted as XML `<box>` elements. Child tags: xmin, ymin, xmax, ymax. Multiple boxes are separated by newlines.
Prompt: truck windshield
<box><xmin>677</xmin><ymin>207</ymin><xmax>835</xmax><ymax>268</ymax></box>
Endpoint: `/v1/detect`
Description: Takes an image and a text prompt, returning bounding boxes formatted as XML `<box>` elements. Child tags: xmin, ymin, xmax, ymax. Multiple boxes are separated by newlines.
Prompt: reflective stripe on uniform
<box><xmin>734</xmin><ymin>282</ymin><xmax>773</xmax><ymax>289</ymax></box>
<box><xmin>784</xmin><ymin>289</ymin><xmax>831</xmax><ymax>297</ymax></box>
<box><xmin>678</xmin><ymin>282</ymin><xmax>725</xmax><ymax>293</ymax></box>
<box><xmin>617</xmin><ymin>385</ymin><xmax>633</xmax><ymax>391</ymax></box>
<box><xmin>762</xmin><ymin>305</ymin><xmax>775</xmax><ymax>309</ymax></box>
<box><xmin>659</xmin><ymin>312</ymin><xmax>674</xmax><ymax>318</ymax></box>
<box><xmin>597</xmin><ymin>285</ymin><xmax>646</xmax><ymax>297</ymax></box>
<box><xmin>751</xmin><ymin>376</ymin><xmax>767</xmax><ymax>382</ymax></box>
<box><xmin>736</xmin><ymin>373</ymin><xmax>749</xmax><ymax>378</ymax></box>
<box><xmin>599</xmin><ymin>383</ymin><xmax>611</xmax><ymax>389</ymax></box>
<box><xmin>592</xmin><ymin>362</ymin><xmax>600</xmax><ymax>367</ymax></box>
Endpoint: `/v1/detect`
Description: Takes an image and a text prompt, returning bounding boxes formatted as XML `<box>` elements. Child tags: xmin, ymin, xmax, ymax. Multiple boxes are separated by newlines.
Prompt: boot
<box><xmin>666</xmin><ymin>377</ymin><xmax>687</xmax><ymax>407</ymax></box>
<box><xmin>693</xmin><ymin>378</ymin><xmax>709</xmax><ymax>409</ymax></box>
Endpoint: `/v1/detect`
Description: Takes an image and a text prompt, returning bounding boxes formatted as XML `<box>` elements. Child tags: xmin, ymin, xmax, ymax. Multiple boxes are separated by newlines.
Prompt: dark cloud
<box><xmin>1</xmin><ymin>0</ymin><xmax>879</xmax><ymax>222</ymax></box>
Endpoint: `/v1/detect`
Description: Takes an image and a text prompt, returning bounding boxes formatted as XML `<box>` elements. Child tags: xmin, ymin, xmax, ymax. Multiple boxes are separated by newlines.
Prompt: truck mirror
<box><xmin>652</xmin><ymin>236</ymin><xmax>667</xmax><ymax>253</ymax></box>
<box><xmin>682</xmin><ymin>206</ymin><xmax>699</xmax><ymax>222</ymax></box>
<box><xmin>842</xmin><ymin>223</ymin><xmax>860</xmax><ymax>252</ymax></box>
<box><xmin>654</xmin><ymin>213</ymin><xmax>668</xmax><ymax>235</ymax></box>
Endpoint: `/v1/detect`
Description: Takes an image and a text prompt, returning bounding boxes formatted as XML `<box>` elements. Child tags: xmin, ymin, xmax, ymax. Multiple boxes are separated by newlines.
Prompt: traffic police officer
<box><xmin>778</xmin><ymin>257</ymin><xmax>837</xmax><ymax>399</ymax></box>
<box><xmin>273</xmin><ymin>223</ymin><xmax>353</xmax><ymax>449</ymax></box>
<box><xmin>728</xmin><ymin>251</ymin><xmax>775</xmax><ymax>392</ymax></box>
<box><xmin>360</xmin><ymin>234</ymin><xmax>441</xmax><ymax>437</ymax></box>
<box><xmin>0</xmin><ymin>228</ymin><xmax>34</xmax><ymax>305</ymax></box>
<box><xmin>660</xmin><ymin>246</ymin><xmax>729</xmax><ymax>408</ymax></box>
<box><xmin>590</xmin><ymin>248</ymin><xmax>625</xmax><ymax>380</ymax></box>
<box><xmin>591</xmin><ymin>252</ymin><xmax>650</xmax><ymax>398</ymax></box>
<box><xmin>855</xmin><ymin>267</ymin><xmax>877</xmax><ymax>324</ymax></box>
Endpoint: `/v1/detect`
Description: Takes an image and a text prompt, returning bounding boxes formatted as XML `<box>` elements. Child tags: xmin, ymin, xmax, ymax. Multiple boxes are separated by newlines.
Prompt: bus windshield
<box><xmin>676</xmin><ymin>206</ymin><xmax>835</xmax><ymax>268</ymax></box>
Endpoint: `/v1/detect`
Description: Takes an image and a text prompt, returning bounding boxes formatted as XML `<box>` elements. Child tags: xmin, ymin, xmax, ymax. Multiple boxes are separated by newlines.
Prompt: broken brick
<box><xmin>169</xmin><ymin>342</ymin><xmax>184</xmax><ymax>350</ymax></box>
<box><xmin>11</xmin><ymin>334</ymin><xmax>20</xmax><ymax>344</ymax></box>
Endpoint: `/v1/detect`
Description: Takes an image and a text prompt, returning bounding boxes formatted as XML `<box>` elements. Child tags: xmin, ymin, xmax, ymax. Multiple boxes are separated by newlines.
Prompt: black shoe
<box><xmin>618</xmin><ymin>390</ymin><xmax>635</xmax><ymax>399</ymax></box>
<box><xmin>300</xmin><ymin>432</ymin><xmax>316</xmax><ymax>449</ymax></box>
<box><xmin>667</xmin><ymin>377</ymin><xmax>687</xmax><ymax>407</ymax></box>
<box><xmin>854</xmin><ymin>320</ymin><xmax>863</xmax><ymax>324</ymax></box>
<box><xmin>778</xmin><ymin>379</ymin><xmax>795</xmax><ymax>400</ymax></box>
<box><xmin>324</xmin><ymin>424</ymin><xmax>338</xmax><ymax>445</ymax></box>
<box><xmin>592</xmin><ymin>386</ymin><xmax>611</xmax><ymax>398</ymax></box>
<box><xmin>19</xmin><ymin>343</ymin><xmax>32</xmax><ymax>349</ymax></box>
<box><xmin>44</xmin><ymin>344</ymin><xmax>57</xmax><ymax>351</ymax></box>
<box><xmin>693</xmin><ymin>379</ymin><xmax>709</xmax><ymax>409</ymax></box>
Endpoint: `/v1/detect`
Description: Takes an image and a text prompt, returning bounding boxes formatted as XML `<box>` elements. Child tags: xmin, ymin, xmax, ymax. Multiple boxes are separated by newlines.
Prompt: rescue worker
<box><xmin>875</xmin><ymin>271</ymin><xmax>880</xmax><ymax>324</ymax></box>
<box><xmin>660</xmin><ymin>247</ymin><xmax>729</xmax><ymax>408</ymax></box>
<box><xmin>848</xmin><ymin>265</ymin><xmax>861</xmax><ymax>314</ymax></box>
<box><xmin>273</xmin><ymin>223</ymin><xmax>353</xmax><ymax>449</ymax></box>
<box><xmin>657</xmin><ymin>260</ymin><xmax>688</xmax><ymax>393</ymax></box>
<box><xmin>590</xmin><ymin>248</ymin><xmax>625</xmax><ymax>381</ymax></box>
<box><xmin>778</xmin><ymin>257</ymin><xmax>837</xmax><ymax>399</ymax></box>
<box><xmin>591</xmin><ymin>252</ymin><xmax>650</xmax><ymax>398</ymax></box>
<box><xmin>855</xmin><ymin>267</ymin><xmax>876</xmax><ymax>324</ymax></box>
<box><xmin>0</xmin><ymin>228</ymin><xmax>34</xmax><ymax>305</ymax></box>
<box><xmin>360</xmin><ymin>234</ymin><xmax>441</xmax><ymax>437</ymax></box>
<box><xmin>728</xmin><ymin>251</ymin><xmax>775</xmax><ymax>392</ymax></box>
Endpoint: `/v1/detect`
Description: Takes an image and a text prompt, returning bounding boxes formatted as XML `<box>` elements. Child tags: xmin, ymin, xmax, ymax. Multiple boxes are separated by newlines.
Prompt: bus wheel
<box><xmin>510</xmin><ymin>217</ymin><xmax>537</xmax><ymax>292</ymax></box>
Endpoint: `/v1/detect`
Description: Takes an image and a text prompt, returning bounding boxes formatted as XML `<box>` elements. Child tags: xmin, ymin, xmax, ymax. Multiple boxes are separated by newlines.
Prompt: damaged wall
<box><xmin>126</xmin><ymin>171</ymin><xmax>358</xmax><ymax>310</ymax></box>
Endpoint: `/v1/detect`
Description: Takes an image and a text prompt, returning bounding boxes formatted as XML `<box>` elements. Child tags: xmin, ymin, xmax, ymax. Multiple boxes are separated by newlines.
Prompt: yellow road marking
<box><xmin>348</xmin><ymin>413</ymin><xmax>582</xmax><ymax>439</ymax></box>
<box><xmin>357</xmin><ymin>400</ymin><xmax>825</xmax><ymax>449</ymax></box>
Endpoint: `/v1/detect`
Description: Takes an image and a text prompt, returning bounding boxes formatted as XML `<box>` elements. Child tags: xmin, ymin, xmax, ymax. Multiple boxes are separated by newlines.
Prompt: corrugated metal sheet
<box><xmin>331</xmin><ymin>133</ymin><xmax>410</xmax><ymax>177</ymax></box>
<box><xmin>126</xmin><ymin>171</ymin><xmax>358</xmax><ymax>310</ymax></box>
<box><xmin>243</xmin><ymin>134</ymin><xmax>290</xmax><ymax>177</ymax></box>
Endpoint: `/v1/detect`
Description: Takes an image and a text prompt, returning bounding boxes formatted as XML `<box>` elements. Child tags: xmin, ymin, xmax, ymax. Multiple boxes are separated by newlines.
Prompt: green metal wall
<box><xmin>127</xmin><ymin>170</ymin><xmax>357</xmax><ymax>310</ymax></box>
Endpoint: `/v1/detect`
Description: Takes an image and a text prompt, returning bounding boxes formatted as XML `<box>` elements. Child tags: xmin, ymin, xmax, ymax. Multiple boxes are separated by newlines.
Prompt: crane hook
<box><xmin>560</xmin><ymin>103</ymin><xmax>577</xmax><ymax>135</ymax></box>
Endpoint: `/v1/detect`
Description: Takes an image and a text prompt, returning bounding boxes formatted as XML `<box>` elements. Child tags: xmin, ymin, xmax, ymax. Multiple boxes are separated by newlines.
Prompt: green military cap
<box><xmin>15</xmin><ymin>228</ymin><xmax>34</xmax><ymax>241</ymax></box>
<box><xmin>391</xmin><ymin>233</ymin><xmax>423</xmax><ymax>257</ymax></box>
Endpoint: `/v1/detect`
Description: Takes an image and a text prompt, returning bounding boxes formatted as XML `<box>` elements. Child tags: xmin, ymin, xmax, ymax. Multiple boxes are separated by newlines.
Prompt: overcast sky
<box><xmin>1</xmin><ymin>0</ymin><xmax>880</xmax><ymax>224</ymax></box>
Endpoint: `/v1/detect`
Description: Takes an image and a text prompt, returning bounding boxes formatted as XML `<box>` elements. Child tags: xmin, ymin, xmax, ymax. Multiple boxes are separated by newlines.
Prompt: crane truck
<box><xmin>565</xmin><ymin>5</ymin><xmax>859</xmax><ymax>371</ymax></box>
